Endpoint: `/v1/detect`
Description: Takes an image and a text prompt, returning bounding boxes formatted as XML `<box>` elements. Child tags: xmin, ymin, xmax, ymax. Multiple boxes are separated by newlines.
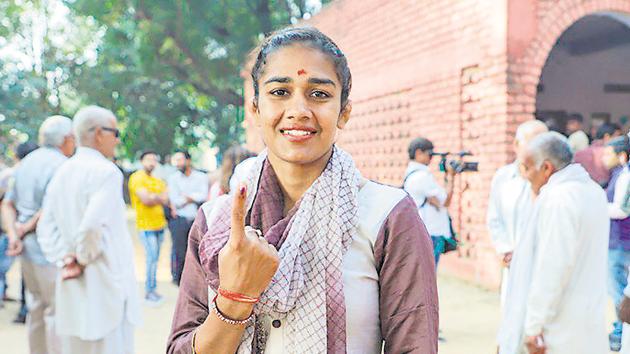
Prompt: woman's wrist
<box><xmin>216</xmin><ymin>295</ymin><xmax>255</xmax><ymax>321</ymax></box>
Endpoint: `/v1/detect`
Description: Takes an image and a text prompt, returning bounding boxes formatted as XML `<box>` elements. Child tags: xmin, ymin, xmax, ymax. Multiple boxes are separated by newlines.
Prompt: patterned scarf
<box><xmin>199</xmin><ymin>146</ymin><xmax>363</xmax><ymax>353</ymax></box>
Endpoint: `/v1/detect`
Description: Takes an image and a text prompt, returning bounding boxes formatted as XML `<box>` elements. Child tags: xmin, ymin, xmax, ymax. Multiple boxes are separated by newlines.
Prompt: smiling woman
<box><xmin>167</xmin><ymin>27</ymin><xmax>439</xmax><ymax>354</ymax></box>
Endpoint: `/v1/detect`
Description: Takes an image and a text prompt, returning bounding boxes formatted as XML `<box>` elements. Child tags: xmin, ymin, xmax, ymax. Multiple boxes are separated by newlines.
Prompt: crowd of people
<box><xmin>400</xmin><ymin>118</ymin><xmax>630</xmax><ymax>353</ymax></box>
<box><xmin>0</xmin><ymin>106</ymin><xmax>255</xmax><ymax>353</ymax></box>
<box><xmin>0</xmin><ymin>25</ymin><xmax>628</xmax><ymax>354</ymax></box>
<box><xmin>486</xmin><ymin>118</ymin><xmax>630</xmax><ymax>354</ymax></box>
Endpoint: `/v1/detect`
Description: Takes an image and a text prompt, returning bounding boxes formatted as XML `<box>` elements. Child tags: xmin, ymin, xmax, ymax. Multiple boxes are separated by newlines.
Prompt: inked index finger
<box><xmin>229</xmin><ymin>183</ymin><xmax>248</xmax><ymax>245</ymax></box>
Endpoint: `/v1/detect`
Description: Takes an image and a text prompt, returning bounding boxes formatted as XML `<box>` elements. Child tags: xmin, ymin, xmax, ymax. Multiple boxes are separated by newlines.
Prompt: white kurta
<box><xmin>497</xmin><ymin>200</ymin><xmax>539</xmax><ymax>354</ymax></box>
<box><xmin>524</xmin><ymin>164</ymin><xmax>609</xmax><ymax>354</ymax></box>
<box><xmin>487</xmin><ymin>162</ymin><xmax>534</xmax><ymax>318</ymax></box>
<box><xmin>37</xmin><ymin>147</ymin><xmax>141</xmax><ymax>343</ymax></box>
<box><xmin>487</xmin><ymin>162</ymin><xmax>532</xmax><ymax>255</ymax></box>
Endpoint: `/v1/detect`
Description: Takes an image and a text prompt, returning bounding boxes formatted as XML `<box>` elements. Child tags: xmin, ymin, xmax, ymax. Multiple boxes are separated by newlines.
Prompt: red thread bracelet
<box><xmin>218</xmin><ymin>288</ymin><xmax>260</xmax><ymax>304</ymax></box>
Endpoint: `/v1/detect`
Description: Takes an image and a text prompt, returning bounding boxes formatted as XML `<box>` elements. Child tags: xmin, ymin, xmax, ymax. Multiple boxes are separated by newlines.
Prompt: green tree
<box><xmin>65</xmin><ymin>0</ymin><xmax>330</xmax><ymax>156</ymax></box>
<box><xmin>0</xmin><ymin>0</ymin><xmax>95</xmax><ymax>157</ymax></box>
<box><xmin>1</xmin><ymin>0</ymin><xmax>331</xmax><ymax>160</ymax></box>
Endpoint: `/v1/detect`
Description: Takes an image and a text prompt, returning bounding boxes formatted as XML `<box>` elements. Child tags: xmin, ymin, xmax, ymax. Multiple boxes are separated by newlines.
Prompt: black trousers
<box><xmin>168</xmin><ymin>216</ymin><xmax>194</xmax><ymax>285</ymax></box>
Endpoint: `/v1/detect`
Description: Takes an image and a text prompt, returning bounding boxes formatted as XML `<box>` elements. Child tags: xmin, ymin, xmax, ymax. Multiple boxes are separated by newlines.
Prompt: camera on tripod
<box><xmin>432</xmin><ymin>151</ymin><xmax>479</xmax><ymax>174</ymax></box>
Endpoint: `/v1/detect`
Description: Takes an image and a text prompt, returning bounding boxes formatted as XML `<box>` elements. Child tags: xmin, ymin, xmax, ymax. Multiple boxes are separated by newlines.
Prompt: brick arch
<box><xmin>514</xmin><ymin>0</ymin><xmax>630</xmax><ymax>114</ymax></box>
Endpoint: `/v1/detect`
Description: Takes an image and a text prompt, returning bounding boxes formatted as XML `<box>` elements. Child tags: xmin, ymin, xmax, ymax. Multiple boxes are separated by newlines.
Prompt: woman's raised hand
<box><xmin>218</xmin><ymin>184</ymin><xmax>280</xmax><ymax>298</ymax></box>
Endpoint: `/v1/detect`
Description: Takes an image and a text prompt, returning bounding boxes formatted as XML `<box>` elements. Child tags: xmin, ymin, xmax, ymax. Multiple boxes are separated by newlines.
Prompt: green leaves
<box><xmin>1</xmin><ymin>0</ymin><xmax>330</xmax><ymax>161</ymax></box>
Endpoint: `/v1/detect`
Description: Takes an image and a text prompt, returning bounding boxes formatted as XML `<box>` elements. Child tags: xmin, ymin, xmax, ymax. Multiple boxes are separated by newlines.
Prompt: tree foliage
<box><xmin>0</xmin><ymin>0</ymin><xmax>330</xmax><ymax>160</ymax></box>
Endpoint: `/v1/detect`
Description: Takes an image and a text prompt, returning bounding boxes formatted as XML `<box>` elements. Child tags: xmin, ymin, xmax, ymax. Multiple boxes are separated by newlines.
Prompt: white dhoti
<box><xmin>60</xmin><ymin>319</ymin><xmax>134</xmax><ymax>354</ymax></box>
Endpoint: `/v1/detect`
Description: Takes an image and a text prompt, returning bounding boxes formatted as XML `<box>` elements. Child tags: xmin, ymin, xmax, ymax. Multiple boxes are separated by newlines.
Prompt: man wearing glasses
<box><xmin>37</xmin><ymin>105</ymin><xmax>140</xmax><ymax>354</ymax></box>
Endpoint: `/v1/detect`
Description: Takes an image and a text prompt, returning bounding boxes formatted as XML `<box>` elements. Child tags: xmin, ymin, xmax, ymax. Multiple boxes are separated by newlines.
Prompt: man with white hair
<box><xmin>37</xmin><ymin>106</ymin><xmax>141</xmax><ymax>354</ymax></box>
<box><xmin>519</xmin><ymin>132</ymin><xmax>608</xmax><ymax>354</ymax></box>
<box><xmin>488</xmin><ymin>121</ymin><xmax>548</xmax><ymax>276</ymax></box>
<box><xmin>1</xmin><ymin>115</ymin><xmax>75</xmax><ymax>354</ymax></box>
<box><xmin>492</xmin><ymin>120</ymin><xmax>548</xmax><ymax>354</ymax></box>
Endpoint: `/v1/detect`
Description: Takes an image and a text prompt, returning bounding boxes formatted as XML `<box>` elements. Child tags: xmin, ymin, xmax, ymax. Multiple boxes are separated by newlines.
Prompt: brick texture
<box><xmin>243</xmin><ymin>0</ymin><xmax>630</xmax><ymax>289</ymax></box>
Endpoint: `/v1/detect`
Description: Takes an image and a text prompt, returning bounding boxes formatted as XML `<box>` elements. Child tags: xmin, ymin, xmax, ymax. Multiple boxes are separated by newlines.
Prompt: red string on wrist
<box><xmin>217</xmin><ymin>288</ymin><xmax>260</xmax><ymax>304</ymax></box>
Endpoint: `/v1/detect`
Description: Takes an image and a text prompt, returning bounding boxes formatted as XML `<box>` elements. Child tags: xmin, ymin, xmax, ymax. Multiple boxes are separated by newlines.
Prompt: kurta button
<box><xmin>272</xmin><ymin>319</ymin><xmax>281</xmax><ymax>328</ymax></box>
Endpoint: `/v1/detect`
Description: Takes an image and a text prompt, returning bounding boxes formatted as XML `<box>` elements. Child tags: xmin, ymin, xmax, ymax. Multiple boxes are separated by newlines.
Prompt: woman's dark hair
<box><xmin>251</xmin><ymin>27</ymin><xmax>352</xmax><ymax>110</ymax></box>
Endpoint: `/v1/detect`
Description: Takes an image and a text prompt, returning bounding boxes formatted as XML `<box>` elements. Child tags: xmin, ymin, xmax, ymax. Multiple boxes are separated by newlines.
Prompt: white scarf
<box><xmin>203</xmin><ymin>146</ymin><xmax>363</xmax><ymax>353</ymax></box>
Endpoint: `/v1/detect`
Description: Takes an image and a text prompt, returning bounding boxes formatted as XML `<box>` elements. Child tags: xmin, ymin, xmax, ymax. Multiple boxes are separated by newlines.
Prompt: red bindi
<box><xmin>297</xmin><ymin>69</ymin><xmax>306</xmax><ymax>75</ymax></box>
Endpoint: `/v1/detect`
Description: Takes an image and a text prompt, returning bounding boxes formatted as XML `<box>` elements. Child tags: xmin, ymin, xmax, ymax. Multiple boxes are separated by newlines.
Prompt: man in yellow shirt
<box><xmin>128</xmin><ymin>150</ymin><xmax>168</xmax><ymax>305</ymax></box>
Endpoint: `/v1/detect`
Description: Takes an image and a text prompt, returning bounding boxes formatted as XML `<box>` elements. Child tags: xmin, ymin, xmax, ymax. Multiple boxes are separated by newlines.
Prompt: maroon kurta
<box><xmin>167</xmin><ymin>195</ymin><xmax>438</xmax><ymax>353</ymax></box>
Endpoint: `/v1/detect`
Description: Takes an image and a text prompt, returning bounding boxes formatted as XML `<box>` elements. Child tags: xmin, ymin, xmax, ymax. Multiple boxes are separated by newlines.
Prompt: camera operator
<box><xmin>403</xmin><ymin>137</ymin><xmax>456</xmax><ymax>266</ymax></box>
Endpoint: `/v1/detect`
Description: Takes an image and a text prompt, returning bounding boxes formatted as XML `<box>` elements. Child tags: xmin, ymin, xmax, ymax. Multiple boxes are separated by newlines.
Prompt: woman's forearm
<box><xmin>193</xmin><ymin>297</ymin><xmax>254</xmax><ymax>354</ymax></box>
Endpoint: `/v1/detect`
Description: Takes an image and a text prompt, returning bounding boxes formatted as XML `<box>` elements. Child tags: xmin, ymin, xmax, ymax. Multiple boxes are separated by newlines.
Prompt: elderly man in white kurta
<box><xmin>37</xmin><ymin>106</ymin><xmax>141</xmax><ymax>354</ymax></box>
<box><xmin>492</xmin><ymin>121</ymin><xmax>547</xmax><ymax>354</ymax></box>
<box><xmin>519</xmin><ymin>132</ymin><xmax>608</xmax><ymax>354</ymax></box>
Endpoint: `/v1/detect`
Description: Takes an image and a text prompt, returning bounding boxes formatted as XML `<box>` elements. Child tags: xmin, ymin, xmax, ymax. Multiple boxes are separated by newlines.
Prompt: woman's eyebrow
<box><xmin>308</xmin><ymin>78</ymin><xmax>336</xmax><ymax>87</ymax></box>
<box><xmin>264</xmin><ymin>76</ymin><xmax>292</xmax><ymax>85</ymax></box>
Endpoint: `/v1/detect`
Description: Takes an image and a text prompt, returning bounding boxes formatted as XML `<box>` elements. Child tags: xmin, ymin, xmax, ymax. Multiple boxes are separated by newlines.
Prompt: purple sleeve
<box><xmin>375</xmin><ymin>196</ymin><xmax>439</xmax><ymax>354</ymax></box>
<box><xmin>167</xmin><ymin>208</ymin><xmax>209</xmax><ymax>354</ymax></box>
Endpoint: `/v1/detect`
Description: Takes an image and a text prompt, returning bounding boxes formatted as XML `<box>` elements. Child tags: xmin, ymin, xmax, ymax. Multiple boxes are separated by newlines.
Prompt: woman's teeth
<box><xmin>283</xmin><ymin>130</ymin><xmax>313</xmax><ymax>136</ymax></box>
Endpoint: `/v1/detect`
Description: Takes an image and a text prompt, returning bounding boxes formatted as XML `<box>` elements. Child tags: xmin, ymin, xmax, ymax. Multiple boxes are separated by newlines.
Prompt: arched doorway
<box><xmin>535</xmin><ymin>12</ymin><xmax>630</xmax><ymax>138</ymax></box>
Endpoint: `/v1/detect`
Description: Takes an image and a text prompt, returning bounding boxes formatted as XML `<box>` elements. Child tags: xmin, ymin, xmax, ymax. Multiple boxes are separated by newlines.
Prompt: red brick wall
<box><xmin>244</xmin><ymin>0</ymin><xmax>630</xmax><ymax>289</ymax></box>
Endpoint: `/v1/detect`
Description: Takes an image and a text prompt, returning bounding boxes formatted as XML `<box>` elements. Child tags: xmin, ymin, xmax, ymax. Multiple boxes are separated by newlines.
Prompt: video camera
<box><xmin>432</xmin><ymin>151</ymin><xmax>479</xmax><ymax>174</ymax></box>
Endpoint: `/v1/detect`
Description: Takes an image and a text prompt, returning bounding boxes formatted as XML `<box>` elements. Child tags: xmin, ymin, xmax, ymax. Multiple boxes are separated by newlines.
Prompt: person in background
<box><xmin>208</xmin><ymin>145</ymin><xmax>255</xmax><ymax>200</ymax></box>
<box><xmin>128</xmin><ymin>150</ymin><xmax>169</xmax><ymax>305</ymax></box>
<box><xmin>602</xmin><ymin>136</ymin><xmax>630</xmax><ymax>351</ymax></box>
<box><xmin>206</xmin><ymin>170</ymin><xmax>221</xmax><ymax>201</ymax></box>
<box><xmin>520</xmin><ymin>132</ymin><xmax>608</xmax><ymax>354</ymax></box>
<box><xmin>2</xmin><ymin>116</ymin><xmax>75</xmax><ymax>354</ymax></box>
<box><xmin>488</xmin><ymin>120</ymin><xmax>547</xmax><ymax>286</ymax></box>
<box><xmin>491</xmin><ymin>120</ymin><xmax>548</xmax><ymax>354</ymax></box>
<box><xmin>566</xmin><ymin>114</ymin><xmax>589</xmax><ymax>142</ymax></box>
<box><xmin>154</xmin><ymin>153</ymin><xmax>178</xmax><ymax>182</ymax></box>
<box><xmin>543</xmin><ymin>118</ymin><xmax>564</xmax><ymax>135</ymax></box>
<box><xmin>0</xmin><ymin>142</ymin><xmax>39</xmax><ymax>311</ymax></box>
<box><xmin>568</xmin><ymin>129</ymin><xmax>590</xmax><ymax>153</ymax></box>
<box><xmin>574</xmin><ymin>122</ymin><xmax>622</xmax><ymax>188</ymax></box>
<box><xmin>403</xmin><ymin>137</ymin><xmax>455</xmax><ymax>266</ymax></box>
<box><xmin>2</xmin><ymin>141</ymin><xmax>39</xmax><ymax>323</ymax></box>
<box><xmin>0</xmin><ymin>164</ymin><xmax>10</xmax><ymax>309</ymax></box>
<box><xmin>167</xmin><ymin>150</ymin><xmax>208</xmax><ymax>285</ymax></box>
<box><xmin>37</xmin><ymin>105</ymin><xmax>140</xmax><ymax>354</ymax></box>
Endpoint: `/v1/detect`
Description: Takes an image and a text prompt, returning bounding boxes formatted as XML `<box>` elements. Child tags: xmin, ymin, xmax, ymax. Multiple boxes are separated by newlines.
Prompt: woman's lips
<box><xmin>280</xmin><ymin>129</ymin><xmax>316</xmax><ymax>143</ymax></box>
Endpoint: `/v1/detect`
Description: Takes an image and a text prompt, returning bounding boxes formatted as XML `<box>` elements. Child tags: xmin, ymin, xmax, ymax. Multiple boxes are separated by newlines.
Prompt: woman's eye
<box><xmin>311</xmin><ymin>90</ymin><xmax>330</xmax><ymax>99</ymax></box>
<box><xmin>270</xmin><ymin>89</ymin><xmax>289</xmax><ymax>96</ymax></box>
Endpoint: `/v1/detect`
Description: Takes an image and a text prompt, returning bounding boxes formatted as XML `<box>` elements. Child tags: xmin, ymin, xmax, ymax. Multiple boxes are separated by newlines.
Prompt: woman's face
<box><xmin>251</xmin><ymin>44</ymin><xmax>351</xmax><ymax>167</ymax></box>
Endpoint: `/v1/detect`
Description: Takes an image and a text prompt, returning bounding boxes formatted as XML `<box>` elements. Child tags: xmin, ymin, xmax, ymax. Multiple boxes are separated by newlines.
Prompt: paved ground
<box><xmin>0</xmin><ymin>213</ymin><xmax>618</xmax><ymax>353</ymax></box>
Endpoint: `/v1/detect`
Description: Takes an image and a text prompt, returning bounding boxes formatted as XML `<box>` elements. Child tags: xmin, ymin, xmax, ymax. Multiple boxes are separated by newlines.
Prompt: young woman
<box><xmin>167</xmin><ymin>27</ymin><xmax>438</xmax><ymax>354</ymax></box>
